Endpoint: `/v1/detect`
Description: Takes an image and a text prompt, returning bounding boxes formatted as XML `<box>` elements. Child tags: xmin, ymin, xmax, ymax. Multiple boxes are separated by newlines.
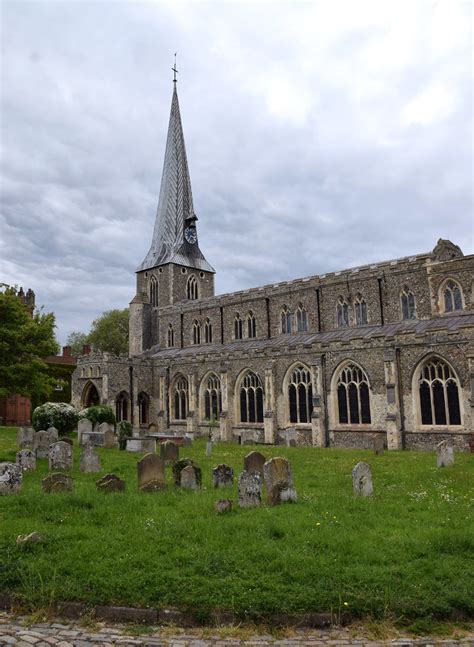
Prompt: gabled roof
<box><xmin>137</xmin><ymin>84</ymin><xmax>215</xmax><ymax>274</ymax></box>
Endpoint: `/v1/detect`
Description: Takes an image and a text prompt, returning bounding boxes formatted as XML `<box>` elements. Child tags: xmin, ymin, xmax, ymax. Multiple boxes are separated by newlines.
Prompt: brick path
<box><xmin>0</xmin><ymin>613</ymin><xmax>472</xmax><ymax>647</ymax></box>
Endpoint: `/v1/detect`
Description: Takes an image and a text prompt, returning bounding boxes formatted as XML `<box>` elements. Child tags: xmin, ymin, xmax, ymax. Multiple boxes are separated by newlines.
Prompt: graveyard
<box><xmin>0</xmin><ymin>426</ymin><xmax>473</xmax><ymax>633</ymax></box>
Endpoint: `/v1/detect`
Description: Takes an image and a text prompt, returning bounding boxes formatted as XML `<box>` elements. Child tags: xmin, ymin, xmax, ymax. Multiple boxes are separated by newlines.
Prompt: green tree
<box><xmin>0</xmin><ymin>286</ymin><xmax>60</xmax><ymax>400</ymax></box>
<box><xmin>88</xmin><ymin>309</ymin><xmax>129</xmax><ymax>355</ymax></box>
<box><xmin>66</xmin><ymin>331</ymin><xmax>89</xmax><ymax>357</ymax></box>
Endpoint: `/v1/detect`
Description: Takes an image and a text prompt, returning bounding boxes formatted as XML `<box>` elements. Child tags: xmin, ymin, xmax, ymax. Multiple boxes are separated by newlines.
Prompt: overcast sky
<box><xmin>1</xmin><ymin>1</ymin><xmax>472</xmax><ymax>345</ymax></box>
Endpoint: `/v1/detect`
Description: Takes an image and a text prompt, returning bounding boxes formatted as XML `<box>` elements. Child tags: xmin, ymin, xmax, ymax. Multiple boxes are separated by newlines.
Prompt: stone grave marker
<box><xmin>17</xmin><ymin>427</ymin><xmax>35</xmax><ymax>449</ymax></box>
<box><xmin>352</xmin><ymin>462</ymin><xmax>374</xmax><ymax>496</ymax></box>
<box><xmin>16</xmin><ymin>449</ymin><xmax>36</xmax><ymax>471</ymax></box>
<box><xmin>137</xmin><ymin>453</ymin><xmax>166</xmax><ymax>491</ymax></box>
<box><xmin>34</xmin><ymin>431</ymin><xmax>50</xmax><ymax>459</ymax></box>
<box><xmin>286</xmin><ymin>427</ymin><xmax>297</xmax><ymax>447</ymax></box>
<box><xmin>238</xmin><ymin>470</ymin><xmax>262</xmax><ymax>508</ymax></box>
<box><xmin>103</xmin><ymin>429</ymin><xmax>115</xmax><ymax>449</ymax></box>
<box><xmin>42</xmin><ymin>473</ymin><xmax>74</xmax><ymax>493</ymax></box>
<box><xmin>49</xmin><ymin>441</ymin><xmax>73</xmax><ymax>471</ymax></box>
<box><xmin>212</xmin><ymin>463</ymin><xmax>234</xmax><ymax>488</ymax></box>
<box><xmin>160</xmin><ymin>440</ymin><xmax>179</xmax><ymax>464</ymax></box>
<box><xmin>263</xmin><ymin>457</ymin><xmax>297</xmax><ymax>505</ymax></box>
<box><xmin>437</xmin><ymin>440</ymin><xmax>454</xmax><ymax>467</ymax></box>
<box><xmin>0</xmin><ymin>462</ymin><xmax>23</xmax><ymax>495</ymax></box>
<box><xmin>244</xmin><ymin>451</ymin><xmax>266</xmax><ymax>475</ymax></box>
<box><xmin>80</xmin><ymin>444</ymin><xmax>101</xmax><ymax>472</ymax></box>
<box><xmin>180</xmin><ymin>464</ymin><xmax>199</xmax><ymax>490</ymax></box>
<box><xmin>96</xmin><ymin>473</ymin><xmax>126</xmax><ymax>492</ymax></box>
<box><xmin>373</xmin><ymin>435</ymin><xmax>385</xmax><ymax>456</ymax></box>
<box><xmin>98</xmin><ymin>422</ymin><xmax>112</xmax><ymax>434</ymax></box>
<box><xmin>46</xmin><ymin>427</ymin><xmax>59</xmax><ymax>442</ymax></box>
<box><xmin>172</xmin><ymin>458</ymin><xmax>202</xmax><ymax>487</ymax></box>
<box><xmin>78</xmin><ymin>418</ymin><xmax>92</xmax><ymax>444</ymax></box>
<box><xmin>215</xmin><ymin>499</ymin><xmax>232</xmax><ymax>514</ymax></box>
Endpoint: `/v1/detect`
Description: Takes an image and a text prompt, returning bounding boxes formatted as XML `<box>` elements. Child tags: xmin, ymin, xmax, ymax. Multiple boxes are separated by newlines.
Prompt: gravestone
<box><xmin>172</xmin><ymin>458</ymin><xmax>202</xmax><ymax>487</ymax></box>
<box><xmin>352</xmin><ymin>462</ymin><xmax>374</xmax><ymax>496</ymax></box>
<box><xmin>215</xmin><ymin>499</ymin><xmax>232</xmax><ymax>514</ymax></box>
<box><xmin>437</xmin><ymin>440</ymin><xmax>454</xmax><ymax>467</ymax></box>
<box><xmin>180</xmin><ymin>465</ymin><xmax>199</xmax><ymax>490</ymax></box>
<box><xmin>78</xmin><ymin>418</ymin><xmax>93</xmax><ymax>444</ymax></box>
<box><xmin>17</xmin><ymin>427</ymin><xmax>35</xmax><ymax>449</ymax></box>
<box><xmin>160</xmin><ymin>440</ymin><xmax>179</xmax><ymax>464</ymax></box>
<box><xmin>16</xmin><ymin>449</ymin><xmax>36</xmax><ymax>471</ymax></box>
<box><xmin>244</xmin><ymin>451</ymin><xmax>266</xmax><ymax>475</ymax></box>
<box><xmin>263</xmin><ymin>457</ymin><xmax>297</xmax><ymax>505</ymax></box>
<box><xmin>47</xmin><ymin>427</ymin><xmax>59</xmax><ymax>439</ymax></box>
<box><xmin>286</xmin><ymin>427</ymin><xmax>297</xmax><ymax>447</ymax></box>
<box><xmin>137</xmin><ymin>453</ymin><xmax>166</xmax><ymax>491</ymax></box>
<box><xmin>96</xmin><ymin>473</ymin><xmax>126</xmax><ymax>492</ymax></box>
<box><xmin>238</xmin><ymin>470</ymin><xmax>262</xmax><ymax>508</ymax></box>
<box><xmin>42</xmin><ymin>473</ymin><xmax>74</xmax><ymax>493</ymax></box>
<box><xmin>373</xmin><ymin>435</ymin><xmax>385</xmax><ymax>456</ymax></box>
<box><xmin>98</xmin><ymin>422</ymin><xmax>112</xmax><ymax>434</ymax></box>
<box><xmin>103</xmin><ymin>429</ymin><xmax>115</xmax><ymax>449</ymax></box>
<box><xmin>80</xmin><ymin>444</ymin><xmax>101</xmax><ymax>472</ymax></box>
<box><xmin>34</xmin><ymin>430</ymin><xmax>51</xmax><ymax>459</ymax></box>
<box><xmin>206</xmin><ymin>440</ymin><xmax>213</xmax><ymax>457</ymax></box>
<box><xmin>212</xmin><ymin>464</ymin><xmax>234</xmax><ymax>488</ymax></box>
<box><xmin>0</xmin><ymin>462</ymin><xmax>23</xmax><ymax>495</ymax></box>
<box><xmin>49</xmin><ymin>441</ymin><xmax>73</xmax><ymax>471</ymax></box>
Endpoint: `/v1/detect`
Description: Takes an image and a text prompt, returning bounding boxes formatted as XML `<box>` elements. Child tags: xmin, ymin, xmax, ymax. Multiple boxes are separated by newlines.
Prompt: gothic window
<box><xmin>167</xmin><ymin>324</ymin><xmax>174</xmax><ymax>348</ymax></box>
<box><xmin>354</xmin><ymin>294</ymin><xmax>368</xmax><ymax>325</ymax></box>
<box><xmin>204</xmin><ymin>318</ymin><xmax>213</xmax><ymax>343</ymax></box>
<box><xmin>234</xmin><ymin>314</ymin><xmax>243</xmax><ymax>340</ymax></box>
<box><xmin>115</xmin><ymin>391</ymin><xmax>129</xmax><ymax>422</ymax></box>
<box><xmin>96</xmin><ymin>366</ymin><xmax>101</xmax><ymax>377</ymax></box>
<box><xmin>281</xmin><ymin>306</ymin><xmax>292</xmax><ymax>334</ymax></box>
<box><xmin>288</xmin><ymin>365</ymin><xmax>313</xmax><ymax>423</ymax></box>
<box><xmin>192</xmin><ymin>320</ymin><xmax>201</xmax><ymax>345</ymax></box>
<box><xmin>137</xmin><ymin>392</ymin><xmax>149</xmax><ymax>425</ymax></box>
<box><xmin>418</xmin><ymin>358</ymin><xmax>461</xmax><ymax>426</ymax></box>
<box><xmin>336</xmin><ymin>364</ymin><xmax>371</xmax><ymax>425</ymax></box>
<box><xmin>337</xmin><ymin>297</ymin><xmax>350</xmax><ymax>328</ymax></box>
<box><xmin>401</xmin><ymin>286</ymin><xmax>416</xmax><ymax>320</ymax></box>
<box><xmin>150</xmin><ymin>275</ymin><xmax>159</xmax><ymax>307</ymax></box>
<box><xmin>187</xmin><ymin>274</ymin><xmax>198</xmax><ymax>300</ymax></box>
<box><xmin>82</xmin><ymin>381</ymin><xmax>100</xmax><ymax>407</ymax></box>
<box><xmin>442</xmin><ymin>280</ymin><xmax>463</xmax><ymax>313</ymax></box>
<box><xmin>247</xmin><ymin>311</ymin><xmax>257</xmax><ymax>338</ymax></box>
<box><xmin>239</xmin><ymin>371</ymin><xmax>264</xmax><ymax>423</ymax></box>
<box><xmin>173</xmin><ymin>375</ymin><xmax>188</xmax><ymax>420</ymax></box>
<box><xmin>296</xmin><ymin>304</ymin><xmax>308</xmax><ymax>332</ymax></box>
<box><xmin>202</xmin><ymin>373</ymin><xmax>221</xmax><ymax>421</ymax></box>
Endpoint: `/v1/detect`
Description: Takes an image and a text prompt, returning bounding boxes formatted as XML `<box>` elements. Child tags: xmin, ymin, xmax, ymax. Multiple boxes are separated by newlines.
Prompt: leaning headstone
<box><xmin>212</xmin><ymin>464</ymin><xmax>234</xmax><ymax>488</ymax></box>
<box><xmin>49</xmin><ymin>441</ymin><xmax>73</xmax><ymax>471</ymax></box>
<box><xmin>103</xmin><ymin>429</ymin><xmax>115</xmax><ymax>449</ymax></box>
<box><xmin>244</xmin><ymin>451</ymin><xmax>266</xmax><ymax>475</ymax></box>
<box><xmin>263</xmin><ymin>457</ymin><xmax>297</xmax><ymax>505</ymax></box>
<box><xmin>137</xmin><ymin>453</ymin><xmax>166</xmax><ymax>491</ymax></box>
<box><xmin>373</xmin><ymin>435</ymin><xmax>385</xmax><ymax>456</ymax></box>
<box><xmin>96</xmin><ymin>473</ymin><xmax>126</xmax><ymax>492</ymax></box>
<box><xmin>352</xmin><ymin>462</ymin><xmax>374</xmax><ymax>496</ymax></box>
<box><xmin>172</xmin><ymin>458</ymin><xmax>202</xmax><ymax>487</ymax></box>
<box><xmin>17</xmin><ymin>427</ymin><xmax>35</xmax><ymax>449</ymax></box>
<box><xmin>161</xmin><ymin>440</ymin><xmax>179</xmax><ymax>464</ymax></box>
<box><xmin>180</xmin><ymin>465</ymin><xmax>199</xmax><ymax>490</ymax></box>
<box><xmin>34</xmin><ymin>430</ymin><xmax>50</xmax><ymax>459</ymax></box>
<box><xmin>238</xmin><ymin>470</ymin><xmax>262</xmax><ymax>508</ymax></box>
<box><xmin>16</xmin><ymin>449</ymin><xmax>36</xmax><ymax>471</ymax></box>
<box><xmin>42</xmin><ymin>473</ymin><xmax>74</xmax><ymax>493</ymax></box>
<box><xmin>80</xmin><ymin>445</ymin><xmax>101</xmax><ymax>472</ymax></box>
<box><xmin>0</xmin><ymin>463</ymin><xmax>23</xmax><ymax>495</ymax></box>
<box><xmin>215</xmin><ymin>499</ymin><xmax>232</xmax><ymax>514</ymax></box>
<box><xmin>437</xmin><ymin>440</ymin><xmax>454</xmax><ymax>467</ymax></box>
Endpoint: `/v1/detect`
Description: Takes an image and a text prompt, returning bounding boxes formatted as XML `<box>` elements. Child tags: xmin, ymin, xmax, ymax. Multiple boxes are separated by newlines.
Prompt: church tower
<box><xmin>129</xmin><ymin>76</ymin><xmax>215</xmax><ymax>356</ymax></box>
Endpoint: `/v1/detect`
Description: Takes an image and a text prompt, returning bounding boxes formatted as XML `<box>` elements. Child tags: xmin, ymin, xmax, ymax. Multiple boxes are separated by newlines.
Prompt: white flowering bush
<box><xmin>32</xmin><ymin>402</ymin><xmax>79</xmax><ymax>435</ymax></box>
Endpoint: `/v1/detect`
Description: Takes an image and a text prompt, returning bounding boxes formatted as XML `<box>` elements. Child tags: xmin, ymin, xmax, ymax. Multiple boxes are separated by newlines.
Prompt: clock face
<box><xmin>184</xmin><ymin>226</ymin><xmax>197</xmax><ymax>244</ymax></box>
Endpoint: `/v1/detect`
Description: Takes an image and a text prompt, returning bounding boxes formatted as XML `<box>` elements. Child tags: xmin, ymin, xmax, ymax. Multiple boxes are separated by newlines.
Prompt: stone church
<box><xmin>71</xmin><ymin>82</ymin><xmax>474</xmax><ymax>450</ymax></box>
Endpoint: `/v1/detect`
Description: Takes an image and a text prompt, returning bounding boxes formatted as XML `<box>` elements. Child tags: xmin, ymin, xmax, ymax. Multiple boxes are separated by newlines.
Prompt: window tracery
<box><xmin>281</xmin><ymin>306</ymin><xmax>292</xmax><ymax>334</ymax></box>
<box><xmin>173</xmin><ymin>375</ymin><xmax>188</xmax><ymax>420</ymax></box>
<box><xmin>354</xmin><ymin>294</ymin><xmax>368</xmax><ymax>325</ymax></box>
<box><xmin>202</xmin><ymin>373</ymin><xmax>221</xmax><ymax>421</ymax></box>
<box><xmin>187</xmin><ymin>275</ymin><xmax>198</xmax><ymax>300</ymax></box>
<box><xmin>288</xmin><ymin>365</ymin><xmax>312</xmax><ymax>423</ymax></box>
<box><xmin>239</xmin><ymin>371</ymin><xmax>264</xmax><ymax>423</ymax></box>
<box><xmin>234</xmin><ymin>314</ymin><xmax>243</xmax><ymax>340</ymax></box>
<box><xmin>337</xmin><ymin>297</ymin><xmax>350</xmax><ymax>328</ymax></box>
<box><xmin>137</xmin><ymin>392</ymin><xmax>149</xmax><ymax>425</ymax></box>
<box><xmin>336</xmin><ymin>364</ymin><xmax>371</xmax><ymax>425</ymax></box>
<box><xmin>204</xmin><ymin>318</ymin><xmax>213</xmax><ymax>343</ymax></box>
<box><xmin>150</xmin><ymin>275</ymin><xmax>159</xmax><ymax>307</ymax></box>
<box><xmin>247</xmin><ymin>311</ymin><xmax>257</xmax><ymax>338</ymax></box>
<box><xmin>192</xmin><ymin>320</ymin><xmax>201</xmax><ymax>345</ymax></box>
<box><xmin>167</xmin><ymin>324</ymin><xmax>174</xmax><ymax>348</ymax></box>
<box><xmin>401</xmin><ymin>286</ymin><xmax>416</xmax><ymax>320</ymax></box>
<box><xmin>417</xmin><ymin>358</ymin><xmax>461</xmax><ymax>426</ymax></box>
<box><xmin>115</xmin><ymin>391</ymin><xmax>129</xmax><ymax>422</ymax></box>
<box><xmin>442</xmin><ymin>280</ymin><xmax>463</xmax><ymax>313</ymax></box>
<box><xmin>296</xmin><ymin>304</ymin><xmax>308</xmax><ymax>332</ymax></box>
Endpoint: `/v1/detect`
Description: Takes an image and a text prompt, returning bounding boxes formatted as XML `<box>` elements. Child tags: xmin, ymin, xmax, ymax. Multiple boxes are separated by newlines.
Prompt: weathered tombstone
<box><xmin>180</xmin><ymin>464</ymin><xmax>199</xmax><ymax>490</ymax></box>
<box><xmin>46</xmin><ymin>427</ymin><xmax>59</xmax><ymax>442</ymax></box>
<box><xmin>160</xmin><ymin>440</ymin><xmax>179</xmax><ymax>464</ymax></box>
<box><xmin>238</xmin><ymin>470</ymin><xmax>262</xmax><ymax>508</ymax></box>
<box><xmin>215</xmin><ymin>499</ymin><xmax>232</xmax><ymax>514</ymax></box>
<box><xmin>437</xmin><ymin>440</ymin><xmax>454</xmax><ymax>467</ymax></box>
<box><xmin>103</xmin><ymin>429</ymin><xmax>115</xmax><ymax>449</ymax></box>
<box><xmin>16</xmin><ymin>449</ymin><xmax>36</xmax><ymax>471</ymax></box>
<box><xmin>137</xmin><ymin>453</ymin><xmax>166</xmax><ymax>491</ymax></box>
<box><xmin>42</xmin><ymin>473</ymin><xmax>74</xmax><ymax>493</ymax></box>
<box><xmin>34</xmin><ymin>430</ymin><xmax>51</xmax><ymax>459</ymax></box>
<box><xmin>98</xmin><ymin>422</ymin><xmax>112</xmax><ymax>434</ymax></box>
<box><xmin>49</xmin><ymin>441</ymin><xmax>73</xmax><ymax>471</ymax></box>
<box><xmin>373</xmin><ymin>435</ymin><xmax>385</xmax><ymax>456</ymax></box>
<box><xmin>96</xmin><ymin>473</ymin><xmax>126</xmax><ymax>492</ymax></box>
<box><xmin>212</xmin><ymin>464</ymin><xmax>234</xmax><ymax>488</ymax></box>
<box><xmin>0</xmin><ymin>462</ymin><xmax>23</xmax><ymax>495</ymax></box>
<box><xmin>172</xmin><ymin>458</ymin><xmax>202</xmax><ymax>487</ymax></box>
<box><xmin>80</xmin><ymin>444</ymin><xmax>101</xmax><ymax>472</ymax></box>
<box><xmin>17</xmin><ymin>427</ymin><xmax>35</xmax><ymax>449</ymax></box>
<box><xmin>263</xmin><ymin>457</ymin><xmax>297</xmax><ymax>505</ymax></box>
<box><xmin>244</xmin><ymin>451</ymin><xmax>266</xmax><ymax>475</ymax></box>
<box><xmin>286</xmin><ymin>427</ymin><xmax>297</xmax><ymax>447</ymax></box>
<box><xmin>78</xmin><ymin>418</ymin><xmax>93</xmax><ymax>439</ymax></box>
<box><xmin>352</xmin><ymin>462</ymin><xmax>374</xmax><ymax>496</ymax></box>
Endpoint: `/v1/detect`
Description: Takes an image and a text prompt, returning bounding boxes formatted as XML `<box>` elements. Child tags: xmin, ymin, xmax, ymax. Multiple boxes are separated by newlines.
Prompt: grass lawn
<box><xmin>0</xmin><ymin>426</ymin><xmax>473</xmax><ymax>629</ymax></box>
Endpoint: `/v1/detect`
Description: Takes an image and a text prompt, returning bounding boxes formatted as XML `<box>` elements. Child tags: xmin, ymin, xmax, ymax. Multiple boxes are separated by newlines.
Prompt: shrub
<box><xmin>117</xmin><ymin>421</ymin><xmax>132</xmax><ymax>450</ymax></box>
<box><xmin>79</xmin><ymin>405</ymin><xmax>115</xmax><ymax>429</ymax></box>
<box><xmin>32</xmin><ymin>402</ymin><xmax>79</xmax><ymax>436</ymax></box>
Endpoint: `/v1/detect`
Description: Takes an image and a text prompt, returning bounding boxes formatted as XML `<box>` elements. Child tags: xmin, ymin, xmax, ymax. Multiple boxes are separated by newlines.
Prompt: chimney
<box><xmin>62</xmin><ymin>346</ymin><xmax>72</xmax><ymax>357</ymax></box>
<box><xmin>82</xmin><ymin>344</ymin><xmax>91</xmax><ymax>355</ymax></box>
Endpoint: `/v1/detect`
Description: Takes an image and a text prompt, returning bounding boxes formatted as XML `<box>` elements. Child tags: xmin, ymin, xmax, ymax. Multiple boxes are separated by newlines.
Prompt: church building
<box><xmin>71</xmin><ymin>81</ymin><xmax>474</xmax><ymax>451</ymax></box>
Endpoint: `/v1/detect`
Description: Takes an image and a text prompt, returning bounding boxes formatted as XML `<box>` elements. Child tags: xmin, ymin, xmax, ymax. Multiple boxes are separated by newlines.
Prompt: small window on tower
<box><xmin>187</xmin><ymin>275</ymin><xmax>198</xmax><ymax>300</ymax></box>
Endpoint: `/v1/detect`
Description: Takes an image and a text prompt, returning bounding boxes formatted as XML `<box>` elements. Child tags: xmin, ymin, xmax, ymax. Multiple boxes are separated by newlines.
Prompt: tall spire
<box><xmin>137</xmin><ymin>79</ymin><xmax>215</xmax><ymax>274</ymax></box>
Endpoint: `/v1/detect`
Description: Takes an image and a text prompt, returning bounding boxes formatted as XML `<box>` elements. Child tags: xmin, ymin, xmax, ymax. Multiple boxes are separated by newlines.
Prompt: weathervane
<box><xmin>172</xmin><ymin>53</ymin><xmax>178</xmax><ymax>83</ymax></box>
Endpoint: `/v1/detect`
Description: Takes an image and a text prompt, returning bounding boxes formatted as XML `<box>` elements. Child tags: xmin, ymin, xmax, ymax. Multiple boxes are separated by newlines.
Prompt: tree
<box><xmin>66</xmin><ymin>331</ymin><xmax>89</xmax><ymax>357</ymax></box>
<box><xmin>0</xmin><ymin>286</ymin><xmax>60</xmax><ymax>400</ymax></box>
<box><xmin>88</xmin><ymin>309</ymin><xmax>129</xmax><ymax>355</ymax></box>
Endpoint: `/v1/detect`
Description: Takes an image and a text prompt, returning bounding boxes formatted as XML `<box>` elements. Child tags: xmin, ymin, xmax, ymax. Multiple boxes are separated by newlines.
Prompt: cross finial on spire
<box><xmin>172</xmin><ymin>52</ymin><xmax>178</xmax><ymax>83</ymax></box>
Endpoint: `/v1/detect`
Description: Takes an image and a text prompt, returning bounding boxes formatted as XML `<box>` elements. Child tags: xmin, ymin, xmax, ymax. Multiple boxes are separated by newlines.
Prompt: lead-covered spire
<box><xmin>137</xmin><ymin>83</ymin><xmax>215</xmax><ymax>274</ymax></box>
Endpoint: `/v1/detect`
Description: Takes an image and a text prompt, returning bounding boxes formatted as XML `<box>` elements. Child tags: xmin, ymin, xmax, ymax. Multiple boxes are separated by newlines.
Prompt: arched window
<box><xmin>96</xmin><ymin>366</ymin><xmax>101</xmax><ymax>377</ymax></box>
<box><xmin>88</xmin><ymin>366</ymin><xmax>93</xmax><ymax>377</ymax></box>
<box><xmin>204</xmin><ymin>318</ymin><xmax>213</xmax><ymax>343</ymax></box>
<box><xmin>187</xmin><ymin>275</ymin><xmax>198</xmax><ymax>300</ymax></box>
<box><xmin>337</xmin><ymin>297</ymin><xmax>350</xmax><ymax>328</ymax></box>
<box><xmin>239</xmin><ymin>371</ymin><xmax>264</xmax><ymax>423</ymax></box>
<box><xmin>401</xmin><ymin>286</ymin><xmax>416</xmax><ymax>320</ymax></box>
<box><xmin>173</xmin><ymin>375</ymin><xmax>188</xmax><ymax>420</ymax></box>
<box><xmin>287</xmin><ymin>365</ymin><xmax>313</xmax><ymax>423</ymax></box>
<box><xmin>192</xmin><ymin>320</ymin><xmax>201</xmax><ymax>345</ymax></box>
<box><xmin>150</xmin><ymin>275</ymin><xmax>159</xmax><ymax>307</ymax></box>
<box><xmin>167</xmin><ymin>324</ymin><xmax>174</xmax><ymax>348</ymax></box>
<box><xmin>138</xmin><ymin>392</ymin><xmax>149</xmax><ymax>425</ymax></box>
<box><xmin>336</xmin><ymin>364</ymin><xmax>371</xmax><ymax>425</ymax></box>
<box><xmin>116</xmin><ymin>391</ymin><xmax>129</xmax><ymax>422</ymax></box>
<box><xmin>442</xmin><ymin>280</ymin><xmax>463</xmax><ymax>313</ymax></box>
<box><xmin>296</xmin><ymin>304</ymin><xmax>308</xmax><ymax>332</ymax></box>
<box><xmin>202</xmin><ymin>373</ymin><xmax>221</xmax><ymax>421</ymax></box>
<box><xmin>354</xmin><ymin>294</ymin><xmax>368</xmax><ymax>325</ymax></box>
<box><xmin>247</xmin><ymin>311</ymin><xmax>257</xmax><ymax>338</ymax></box>
<box><xmin>81</xmin><ymin>367</ymin><xmax>86</xmax><ymax>378</ymax></box>
<box><xmin>234</xmin><ymin>314</ymin><xmax>243</xmax><ymax>340</ymax></box>
<box><xmin>417</xmin><ymin>357</ymin><xmax>461</xmax><ymax>426</ymax></box>
<box><xmin>281</xmin><ymin>306</ymin><xmax>292</xmax><ymax>334</ymax></box>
